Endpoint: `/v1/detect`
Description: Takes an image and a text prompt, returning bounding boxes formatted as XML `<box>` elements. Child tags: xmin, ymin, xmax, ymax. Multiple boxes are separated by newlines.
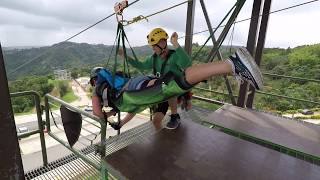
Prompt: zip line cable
<box><xmin>8</xmin><ymin>0</ymin><xmax>140</xmax><ymax>75</ymax></box>
<box><xmin>63</xmin><ymin>0</ymin><xmax>140</xmax><ymax>42</ymax></box>
<box><xmin>9</xmin><ymin>0</ymin><xmax>318</xmax><ymax>75</ymax></box>
<box><xmin>179</xmin><ymin>0</ymin><xmax>320</xmax><ymax>39</ymax></box>
<box><xmin>10</xmin><ymin>0</ymin><xmax>189</xmax><ymax>75</ymax></box>
<box><xmin>121</xmin><ymin>0</ymin><xmax>190</xmax><ymax>25</ymax></box>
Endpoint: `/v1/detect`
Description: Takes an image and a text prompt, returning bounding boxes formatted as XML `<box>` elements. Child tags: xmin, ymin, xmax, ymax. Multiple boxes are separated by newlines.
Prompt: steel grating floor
<box><xmin>25</xmin><ymin>120</ymin><xmax>158</xmax><ymax>179</ymax></box>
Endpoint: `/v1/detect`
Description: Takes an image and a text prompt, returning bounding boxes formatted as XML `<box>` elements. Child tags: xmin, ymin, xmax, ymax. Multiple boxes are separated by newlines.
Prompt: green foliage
<box><xmin>296</xmin><ymin>115</ymin><xmax>320</xmax><ymax>120</ymax></box>
<box><xmin>57</xmin><ymin>81</ymin><xmax>69</xmax><ymax>97</ymax></box>
<box><xmin>9</xmin><ymin>76</ymin><xmax>54</xmax><ymax>113</ymax></box>
<box><xmin>3</xmin><ymin>42</ymin><xmax>153</xmax><ymax>80</ymax></box>
<box><xmin>61</xmin><ymin>91</ymin><xmax>78</xmax><ymax>103</ymax></box>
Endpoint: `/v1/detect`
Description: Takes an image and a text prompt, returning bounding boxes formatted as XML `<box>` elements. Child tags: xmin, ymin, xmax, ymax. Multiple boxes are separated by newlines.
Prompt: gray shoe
<box><xmin>229</xmin><ymin>47</ymin><xmax>263</xmax><ymax>90</ymax></box>
<box><xmin>166</xmin><ymin>114</ymin><xmax>181</xmax><ymax>129</ymax></box>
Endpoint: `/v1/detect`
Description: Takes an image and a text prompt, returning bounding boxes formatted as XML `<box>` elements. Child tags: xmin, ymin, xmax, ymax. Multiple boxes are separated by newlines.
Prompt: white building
<box><xmin>54</xmin><ymin>69</ymin><xmax>71</xmax><ymax>80</ymax></box>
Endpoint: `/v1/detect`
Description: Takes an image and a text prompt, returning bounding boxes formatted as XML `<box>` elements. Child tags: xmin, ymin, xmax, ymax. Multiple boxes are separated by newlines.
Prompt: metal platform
<box><xmin>197</xmin><ymin>105</ymin><xmax>320</xmax><ymax>162</ymax></box>
<box><xmin>104</xmin><ymin>117</ymin><xmax>320</xmax><ymax>180</ymax></box>
<box><xmin>24</xmin><ymin>146</ymin><xmax>100</xmax><ymax>180</ymax></box>
<box><xmin>24</xmin><ymin>121</ymin><xmax>157</xmax><ymax>179</ymax></box>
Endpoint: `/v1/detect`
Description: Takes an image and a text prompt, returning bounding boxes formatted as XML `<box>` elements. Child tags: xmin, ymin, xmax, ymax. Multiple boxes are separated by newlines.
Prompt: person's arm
<box><xmin>92</xmin><ymin>95</ymin><xmax>104</xmax><ymax>119</ymax></box>
<box><xmin>174</xmin><ymin>46</ymin><xmax>192</xmax><ymax>68</ymax></box>
<box><xmin>109</xmin><ymin>112</ymin><xmax>136</xmax><ymax>130</ymax></box>
<box><xmin>170</xmin><ymin>32</ymin><xmax>192</xmax><ymax>68</ymax></box>
<box><xmin>118</xmin><ymin>49</ymin><xmax>153</xmax><ymax>70</ymax></box>
<box><xmin>119</xmin><ymin>113</ymin><xmax>136</xmax><ymax>127</ymax></box>
<box><xmin>92</xmin><ymin>95</ymin><xmax>116</xmax><ymax>119</ymax></box>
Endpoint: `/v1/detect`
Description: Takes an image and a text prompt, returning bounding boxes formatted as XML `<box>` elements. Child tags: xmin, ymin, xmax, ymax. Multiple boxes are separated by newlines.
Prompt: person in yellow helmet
<box><xmin>119</xmin><ymin>27</ymin><xmax>192</xmax><ymax>129</ymax></box>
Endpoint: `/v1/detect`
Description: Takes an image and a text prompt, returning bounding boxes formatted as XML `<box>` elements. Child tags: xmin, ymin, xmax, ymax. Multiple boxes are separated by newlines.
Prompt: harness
<box><xmin>95</xmin><ymin>69</ymin><xmax>128</xmax><ymax>111</ymax></box>
<box><xmin>152</xmin><ymin>49</ymin><xmax>176</xmax><ymax>78</ymax></box>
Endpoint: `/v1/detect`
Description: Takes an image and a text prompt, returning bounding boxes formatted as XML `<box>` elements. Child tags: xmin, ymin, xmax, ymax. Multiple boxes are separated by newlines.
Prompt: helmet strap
<box><xmin>155</xmin><ymin>41</ymin><xmax>167</xmax><ymax>56</ymax></box>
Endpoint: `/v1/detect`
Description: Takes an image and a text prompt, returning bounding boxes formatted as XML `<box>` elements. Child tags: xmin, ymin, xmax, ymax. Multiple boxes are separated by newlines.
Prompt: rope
<box><xmin>227</xmin><ymin>21</ymin><xmax>236</xmax><ymax>54</ymax></box>
<box><xmin>121</xmin><ymin>0</ymin><xmax>191</xmax><ymax>26</ymax></box>
<box><xmin>121</xmin><ymin>15</ymin><xmax>149</xmax><ymax>26</ymax></box>
<box><xmin>191</xmin><ymin>2</ymin><xmax>237</xmax><ymax>61</ymax></box>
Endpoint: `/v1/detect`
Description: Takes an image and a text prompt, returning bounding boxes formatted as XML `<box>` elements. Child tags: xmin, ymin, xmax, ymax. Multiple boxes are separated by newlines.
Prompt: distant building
<box><xmin>54</xmin><ymin>69</ymin><xmax>71</xmax><ymax>80</ymax></box>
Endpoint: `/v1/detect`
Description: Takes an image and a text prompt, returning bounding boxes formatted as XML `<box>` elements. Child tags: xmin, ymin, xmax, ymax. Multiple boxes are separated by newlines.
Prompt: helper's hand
<box><xmin>170</xmin><ymin>32</ymin><xmax>180</xmax><ymax>49</ymax></box>
<box><xmin>110</xmin><ymin>109</ymin><xmax>117</xmax><ymax>116</ymax></box>
<box><xmin>110</xmin><ymin>121</ymin><xmax>122</xmax><ymax>130</ymax></box>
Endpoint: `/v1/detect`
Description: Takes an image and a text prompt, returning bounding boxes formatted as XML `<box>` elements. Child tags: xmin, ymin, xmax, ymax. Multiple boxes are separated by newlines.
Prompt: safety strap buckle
<box><xmin>114</xmin><ymin>0</ymin><xmax>128</xmax><ymax>23</ymax></box>
<box><xmin>155</xmin><ymin>72</ymin><xmax>161</xmax><ymax>78</ymax></box>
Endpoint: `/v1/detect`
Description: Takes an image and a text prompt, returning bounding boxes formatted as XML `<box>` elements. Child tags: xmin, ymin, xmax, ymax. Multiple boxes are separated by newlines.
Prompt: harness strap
<box><xmin>153</xmin><ymin>49</ymin><xmax>176</xmax><ymax>77</ymax></box>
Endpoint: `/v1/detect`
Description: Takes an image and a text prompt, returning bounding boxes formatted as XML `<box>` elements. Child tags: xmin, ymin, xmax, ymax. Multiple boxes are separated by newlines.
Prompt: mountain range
<box><xmin>3</xmin><ymin>42</ymin><xmax>153</xmax><ymax>80</ymax></box>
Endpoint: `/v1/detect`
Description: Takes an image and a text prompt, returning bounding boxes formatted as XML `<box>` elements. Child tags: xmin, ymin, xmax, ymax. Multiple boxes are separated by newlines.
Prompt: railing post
<box><xmin>34</xmin><ymin>93</ymin><xmax>48</xmax><ymax>165</ymax></box>
<box><xmin>199</xmin><ymin>0</ymin><xmax>236</xmax><ymax>105</ymax></box>
<box><xmin>0</xmin><ymin>43</ymin><xmax>25</xmax><ymax>179</ymax></box>
<box><xmin>246</xmin><ymin>0</ymin><xmax>272</xmax><ymax>108</ymax></box>
<box><xmin>44</xmin><ymin>96</ymin><xmax>51</xmax><ymax>132</ymax></box>
<box><xmin>237</xmin><ymin>0</ymin><xmax>263</xmax><ymax>107</ymax></box>
<box><xmin>184</xmin><ymin>0</ymin><xmax>196</xmax><ymax>55</ymax></box>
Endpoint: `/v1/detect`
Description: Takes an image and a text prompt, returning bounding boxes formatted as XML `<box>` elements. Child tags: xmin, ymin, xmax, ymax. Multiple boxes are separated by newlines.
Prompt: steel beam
<box><xmin>0</xmin><ymin>44</ymin><xmax>25</xmax><ymax>179</ymax></box>
<box><xmin>246</xmin><ymin>0</ymin><xmax>272</xmax><ymax>108</ymax></box>
<box><xmin>199</xmin><ymin>0</ymin><xmax>236</xmax><ymax>105</ymax></box>
<box><xmin>184</xmin><ymin>0</ymin><xmax>196</xmax><ymax>55</ymax></box>
<box><xmin>237</xmin><ymin>0</ymin><xmax>263</xmax><ymax>107</ymax></box>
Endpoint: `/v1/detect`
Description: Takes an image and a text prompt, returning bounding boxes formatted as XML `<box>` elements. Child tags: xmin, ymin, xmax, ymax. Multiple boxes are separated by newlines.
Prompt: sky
<box><xmin>0</xmin><ymin>0</ymin><xmax>319</xmax><ymax>48</ymax></box>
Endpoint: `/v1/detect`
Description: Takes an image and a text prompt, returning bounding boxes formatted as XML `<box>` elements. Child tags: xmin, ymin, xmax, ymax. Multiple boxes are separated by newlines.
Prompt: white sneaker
<box><xmin>229</xmin><ymin>47</ymin><xmax>264</xmax><ymax>90</ymax></box>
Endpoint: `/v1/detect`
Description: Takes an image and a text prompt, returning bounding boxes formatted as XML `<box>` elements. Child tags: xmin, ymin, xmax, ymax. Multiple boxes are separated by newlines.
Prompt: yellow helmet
<box><xmin>147</xmin><ymin>28</ymin><xmax>168</xmax><ymax>46</ymax></box>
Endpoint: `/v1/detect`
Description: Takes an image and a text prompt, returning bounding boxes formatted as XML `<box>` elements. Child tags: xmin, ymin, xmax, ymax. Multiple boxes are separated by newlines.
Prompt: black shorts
<box><xmin>153</xmin><ymin>101</ymin><xmax>169</xmax><ymax>115</ymax></box>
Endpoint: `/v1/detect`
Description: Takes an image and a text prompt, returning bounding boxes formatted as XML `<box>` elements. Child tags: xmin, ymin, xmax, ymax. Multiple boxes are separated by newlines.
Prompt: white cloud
<box><xmin>0</xmin><ymin>0</ymin><xmax>319</xmax><ymax>48</ymax></box>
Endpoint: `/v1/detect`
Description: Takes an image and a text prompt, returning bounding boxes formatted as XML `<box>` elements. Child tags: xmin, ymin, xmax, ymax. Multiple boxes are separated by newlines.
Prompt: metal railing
<box><xmin>190</xmin><ymin>72</ymin><xmax>320</xmax><ymax>165</ymax></box>
<box><xmin>10</xmin><ymin>91</ymin><xmax>48</xmax><ymax>166</ymax></box>
<box><xmin>44</xmin><ymin>94</ymin><xmax>111</xmax><ymax>179</ymax></box>
<box><xmin>194</xmin><ymin>72</ymin><xmax>320</xmax><ymax>107</ymax></box>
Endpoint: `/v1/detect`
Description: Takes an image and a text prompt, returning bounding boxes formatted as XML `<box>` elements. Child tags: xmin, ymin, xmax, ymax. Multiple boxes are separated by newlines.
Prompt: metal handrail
<box><xmin>195</xmin><ymin>87</ymin><xmax>320</xmax><ymax>106</ymax></box>
<box><xmin>195</xmin><ymin>70</ymin><xmax>320</xmax><ymax>107</ymax></box>
<box><xmin>263</xmin><ymin>72</ymin><xmax>320</xmax><ymax>83</ymax></box>
<box><xmin>10</xmin><ymin>91</ymin><xmax>48</xmax><ymax>166</ymax></box>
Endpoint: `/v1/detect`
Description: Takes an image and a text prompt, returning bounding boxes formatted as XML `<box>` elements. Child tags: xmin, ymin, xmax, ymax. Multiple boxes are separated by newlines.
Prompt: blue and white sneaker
<box><xmin>166</xmin><ymin>114</ymin><xmax>181</xmax><ymax>129</ymax></box>
<box><xmin>229</xmin><ymin>47</ymin><xmax>263</xmax><ymax>90</ymax></box>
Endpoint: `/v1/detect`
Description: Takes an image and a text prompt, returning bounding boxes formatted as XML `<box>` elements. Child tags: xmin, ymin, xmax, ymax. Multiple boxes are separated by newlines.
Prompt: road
<box><xmin>15</xmin><ymin>79</ymin><xmax>90</xmax><ymax>133</ymax></box>
<box><xmin>15</xmin><ymin>78</ymin><xmax>152</xmax><ymax>172</ymax></box>
<box><xmin>70</xmin><ymin>79</ymin><xmax>91</xmax><ymax>107</ymax></box>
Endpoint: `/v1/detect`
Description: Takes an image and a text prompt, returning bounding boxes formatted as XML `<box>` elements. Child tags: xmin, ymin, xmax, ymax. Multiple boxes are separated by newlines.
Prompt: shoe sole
<box><xmin>165</xmin><ymin>122</ymin><xmax>181</xmax><ymax>130</ymax></box>
<box><xmin>236</xmin><ymin>47</ymin><xmax>264</xmax><ymax>90</ymax></box>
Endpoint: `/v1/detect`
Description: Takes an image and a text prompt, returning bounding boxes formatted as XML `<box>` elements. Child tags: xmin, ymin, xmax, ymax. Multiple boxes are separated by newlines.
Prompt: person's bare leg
<box><xmin>168</xmin><ymin>97</ymin><xmax>178</xmax><ymax>114</ymax></box>
<box><xmin>152</xmin><ymin>112</ymin><xmax>165</xmax><ymax>130</ymax></box>
<box><xmin>185</xmin><ymin>60</ymin><xmax>233</xmax><ymax>85</ymax></box>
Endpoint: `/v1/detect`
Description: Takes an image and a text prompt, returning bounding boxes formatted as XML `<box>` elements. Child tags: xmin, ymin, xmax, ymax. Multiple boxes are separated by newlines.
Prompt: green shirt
<box><xmin>128</xmin><ymin>46</ymin><xmax>192</xmax><ymax>76</ymax></box>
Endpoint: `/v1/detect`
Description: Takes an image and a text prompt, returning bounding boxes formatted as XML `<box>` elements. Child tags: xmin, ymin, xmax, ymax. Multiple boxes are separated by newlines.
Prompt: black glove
<box><xmin>109</xmin><ymin>121</ymin><xmax>121</xmax><ymax>130</ymax></box>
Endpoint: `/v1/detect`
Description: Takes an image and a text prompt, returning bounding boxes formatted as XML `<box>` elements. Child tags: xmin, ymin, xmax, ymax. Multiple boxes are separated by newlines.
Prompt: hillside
<box><xmin>3</xmin><ymin>42</ymin><xmax>153</xmax><ymax>80</ymax></box>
